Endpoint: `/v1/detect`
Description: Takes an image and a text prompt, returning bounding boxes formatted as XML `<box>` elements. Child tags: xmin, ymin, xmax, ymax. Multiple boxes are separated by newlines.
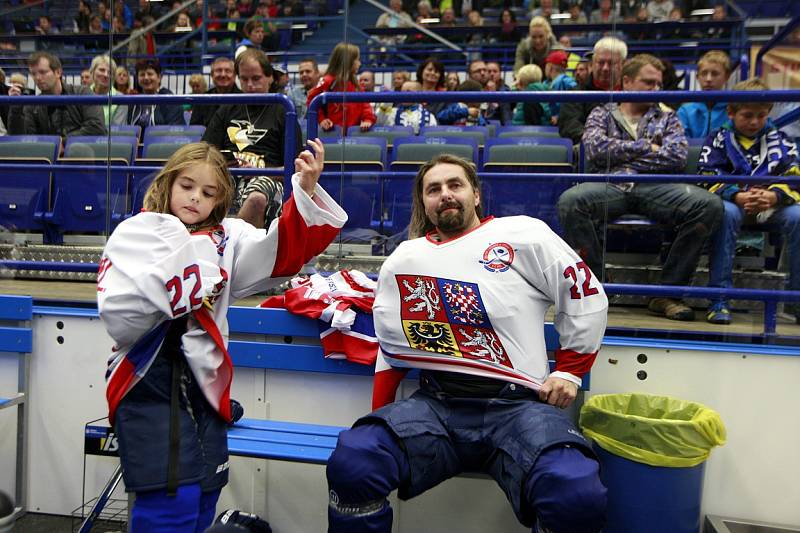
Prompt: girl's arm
<box><xmin>229</xmin><ymin>139</ymin><xmax>347</xmax><ymax>298</ymax></box>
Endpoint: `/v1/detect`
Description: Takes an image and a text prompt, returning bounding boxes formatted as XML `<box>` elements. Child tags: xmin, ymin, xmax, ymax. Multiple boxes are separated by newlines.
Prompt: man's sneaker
<box><xmin>648</xmin><ymin>298</ymin><xmax>695</xmax><ymax>321</ymax></box>
<box><xmin>706</xmin><ymin>302</ymin><xmax>732</xmax><ymax>325</ymax></box>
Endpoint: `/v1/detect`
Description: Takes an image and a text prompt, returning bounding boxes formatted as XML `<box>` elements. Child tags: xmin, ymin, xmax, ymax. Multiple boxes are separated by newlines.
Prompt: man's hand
<box><xmin>7</xmin><ymin>83</ymin><xmax>22</xmax><ymax>97</ymax></box>
<box><xmin>650</xmin><ymin>143</ymin><xmax>661</xmax><ymax>153</ymax></box>
<box><xmin>738</xmin><ymin>188</ymin><xmax>777</xmax><ymax>214</ymax></box>
<box><xmin>538</xmin><ymin>376</ymin><xmax>578</xmax><ymax>409</ymax></box>
<box><xmin>360</xmin><ymin>120</ymin><xmax>373</xmax><ymax>132</ymax></box>
<box><xmin>294</xmin><ymin>138</ymin><xmax>324</xmax><ymax>197</ymax></box>
<box><xmin>320</xmin><ymin>118</ymin><xmax>334</xmax><ymax>131</ymax></box>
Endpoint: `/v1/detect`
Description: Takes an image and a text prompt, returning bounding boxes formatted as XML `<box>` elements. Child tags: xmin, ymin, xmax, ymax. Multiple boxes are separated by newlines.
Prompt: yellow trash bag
<box><xmin>579</xmin><ymin>393</ymin><xmax>726</xmax><ymax>468</ymax></box>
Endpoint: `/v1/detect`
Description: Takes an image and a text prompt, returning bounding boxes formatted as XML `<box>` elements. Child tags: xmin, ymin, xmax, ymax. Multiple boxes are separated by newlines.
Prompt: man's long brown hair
<box><xmin>408</xmin><ymin>154</ymin><xmax>483</xmax><ymax>239</ymax></box>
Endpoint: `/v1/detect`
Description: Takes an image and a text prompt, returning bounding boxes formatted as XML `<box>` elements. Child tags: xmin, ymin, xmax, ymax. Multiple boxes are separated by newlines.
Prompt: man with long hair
<box><xmin>326</xmin><ymin>154</ymin><xmax>609</xmax><ymax>533</ymax></box>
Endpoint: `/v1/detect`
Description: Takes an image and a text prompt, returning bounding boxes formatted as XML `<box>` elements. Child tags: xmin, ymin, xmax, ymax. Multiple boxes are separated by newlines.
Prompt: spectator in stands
<box><xmin>542</xmin><ymin>50</ymin><xmax>577</xmax><ymax>123</ymax></box>
<box><xmin>308</xmin><ymin>42</ymin><xmax>376</xmax><ymax>133</ymax></box>
<box><xmin>484</xmin><ymin>61</ymin><xmax>513</xmax><ymax>124</ymax></box>
<box><xmin>558</xmin><ymin>54</ymin><xmax>722</xmax><ymax>321</ymax></box>
<box><xmin>190</xmin><ymin>57</ymin><xmax>240</xmax><ymax>127</ymax></box>
<box><xmin>465</xmin><ymin>9</ymin><xmax>486</xmax><ymax>49</ymax></box>
<box><xmin>80</xmin><ymin>69</ymin><xmax>92</xmax><ymax>87</ymax></box>
<box><xmin>114</xmin><ymin>67</ymin><xmax>132</xmax><ymax>94</ymax></box>
<box><xmin>270</xmin><ymin>65</ymin><xmax>289</xmax><ymax>93</ymax></box>
<box><xmin>286</xmin><ymin>58</ymin><xmax>320</xmax><ymax>122</ymax></box>
<box><xmin>376</xmin><ymin>80</ymin><xmax>437</xmax><ymax>133</ymax></box>
<box><xmin>7</xmin><ymin>51</ymin><xmax>105</xmax><ymax>139</ymax></box>
<box><xmin>235</xmin><ymin>17</ymin><xmax>267</xmax><ymax>58</ymax></box>
<box><xmin>496</xmin><ymin>9</ymin><xmax>519</xmax><ymax>43</ymax></box>
<box><xmin>253</xmin><ymin>2</ymin><xmax>280</xmax><ymax>51</ymax></box>
<box><xmin>559</xmin><ymin>36</ymin><xmax>627</xmax><ymax>143</ymax></box>
<box><xmin>90</xmin><ymin>55</ymin><xmax>128</xmax><ymax>127</ymax></box>
<box><xmin>646</xmin><ymin>0</ymin><xmax>673</xmax><ymax>21</ymax></box>
<box><xmin>531</xmin><ymin>0</ymin><xmax>560</xmax><ymax>18</ymax></box>
<box><xmin>8</xmin><ymin>73</ymin><xmax>31</xmax><ymax>95</ymax></box>
<box><xmin>415</xmin><ymin>0</ymin><xmax>433</xmax><ymax>23</ymax></box>
<box><xmin>376</xmin><ymin>0</ymin><xmax>414</xmax><ymax>47</ymax></box>
<box><xmin>513</xmin><ymin>16</ymin><xmax>563</xmax><ymax>74</ymax></box>
<box><xmin>128</xmin><ymin>15</ymin><xmax>157</xmax><ymax>63</ymax></box>
<box><xmin>237</xmin><ymin>0</ymin><xmax>256</xmax><ymax>17</ymax></box>
<box><xmin>171</xmin><ymin>11</ymin><xmax>194</xmax><ymax>32</ymax></box>
<box><xmin>467</xmin><ymin>60</ymin><xmax>488</xmax><ymax>86</ymax></box>
<box><xmin>359</xmin><ymin>70</ymin><xmax>385</xmax><ymax>114</ymax></box>
<box><xmin>512</xmin><ymin>63</ymin><xmax>548</xmax><ymax>125</ymax></box>
<box><xmin>136</xmin><ymin>0</ymin><xmax>164</xmax><ymax>26</ymax></box>
<box><xmin>88</xmin><ymin>14</ymin><xmax>104</xmax><ymax>34</ymax></box>
<box><xmin>438</xmin><ymin>8</ymin><xmax>457</xmax><ymax>30</ymax></box>
<box><xmin>189</xmin><ymin>74</ymin><xmax>207</xmax><ymax>95</ymax></box>
<box><xmin>445</xmin><ymin>71</ymin><xmax>460</xmax><ymax>91</ymax></box>
<box><xmin>699</xmin><ymin>78</ymin><xmax>800</xmax><ymax>325</ymax></box>
<box><xmin>114</xmin><ymin>1</ymin><xmax>134</xmax><ymax>30</ymax></box>
<box><xmin>99</xmin><ymin>0</ymin><xmax>112</xmax><ymax>31</ymax></box>
<box><xmin>589</xmin><ymin>0</ymin><xmax>620</xmax><ymax>23</ymax></box>
<box><xmin>677</xmin><ymin>50</ymin><xmax>731</xmax><ymax>139</ymax></box>
<box><xmin>620</xmin><ymin>0</ymin><xmax>643</xmax><ymax>20</ymax></box>
<box><xmin>573</xmin><ymin>53</ymin><xmax>590</xmax><ymax>86</ymax></box>
<box><xmin>127</xmin><ymin>58</ymin><xmax>184</xmax><ymax>127</ymax></box>
<box><xmin>437</xmin><ymin>79</ymin><xmax>488</xmax><ymax>126</ymax></box>
<box><xmin>563</xmin><ymin>0</ymin><xmax>588</xmax><ymax>25</ymax></box>
<box><xmin>392</xmin><ymin>70</ymin><xmax>411</xmax><ymax>91</ymax></box>
<box><xmin>702</xmin><ymin>5</ymin><xmax>730</xmax><ymax>40</ymax></box>
<box><xmin>417</xmin><ymin>57</ymin><xmax>447</xmax><ymax>116</ymax></box>
<box><xmin>203</xmin><ymin>48</ymin><xmax>303</xmax><ymax>229</ymax></box>
<box><xmin>74</xmin><ymin>0</ymin><xmax>92</xmax><ymax>33</ymax></box>
<box><xmin>558</xmin><ymin>35</ymin><xmax>582</xmax><ymax>71</ymax></box>
<box><xmin>36</xmin><ymin>15</ymin><xmax>59</xmax><ymax>35</ymax></box>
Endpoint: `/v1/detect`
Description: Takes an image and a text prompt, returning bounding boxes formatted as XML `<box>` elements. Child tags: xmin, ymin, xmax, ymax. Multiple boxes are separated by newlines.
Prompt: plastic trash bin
<box><xmin>580</xmin><ymin>393</ymin><xmax>726</xmax><ymax>533</ymax></box>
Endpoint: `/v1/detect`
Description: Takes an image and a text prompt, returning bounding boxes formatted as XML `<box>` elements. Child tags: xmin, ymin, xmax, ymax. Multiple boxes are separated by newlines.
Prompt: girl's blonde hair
<box><xmin>143</xmin><ymin>142</ymin><xmax>234</xmax><ymax>229</ymax></box>
<box><xmin>528</xmin><ymin>16</ymin><xmax>553</xmax><ymax>39</ymax></box>
<box><xmin>325</xmin><ymin>42</ymin><xmax>360</xmax><ymax>86</ymax></box>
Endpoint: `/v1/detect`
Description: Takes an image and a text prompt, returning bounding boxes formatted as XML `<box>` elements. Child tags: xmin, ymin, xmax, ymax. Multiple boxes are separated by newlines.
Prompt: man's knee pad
<box><xmin>525</xmin><ymin>446</ymin><xmax>607</xmax><ymax>533</ymax></box>
<box><xmin>326</xmin><ymin>423</ymin><xmax>407</xmax><ymax>507</ymax></box>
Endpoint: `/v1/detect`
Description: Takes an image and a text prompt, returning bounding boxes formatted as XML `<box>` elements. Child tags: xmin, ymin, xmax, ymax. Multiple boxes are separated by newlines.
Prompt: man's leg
<box><xmin>635</xmin><ymin>183</ymin><xmax>723</xmax><ymax>286</ymax></box>
<box><xmin>237</xmin><ymin>191</ymin><xmax>268</xmax><ymax>229</ymax></box>
<box><xmin>557</xmin><ymin>183</ymin><xmax>628</xmax><ymax>281</ymax></box>
<box><xmin>706</xmin><ymin>200</ymin><xmax>743</xmax><ymax>323</ymax></box>
<box><xmin>326</xmin><ymin>423</ymin><xmax>409</xmax><ymax>533</ymax></box>
<box><xmin>524</xmin><ymin>446</ymin><xmax>607</xmax><ymax>533</ymax></box>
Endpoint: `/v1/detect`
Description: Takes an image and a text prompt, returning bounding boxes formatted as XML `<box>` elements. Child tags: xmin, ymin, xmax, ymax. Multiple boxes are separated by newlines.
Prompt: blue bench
<box><xmin>0</xmin><ymin>295</ymin><xmax>33</xmax><ymax>518</ymax></box>
<box><xmin>226</xmin><ymin>307</ymin><xmax>587</xmax><ymax>464</ymax></box>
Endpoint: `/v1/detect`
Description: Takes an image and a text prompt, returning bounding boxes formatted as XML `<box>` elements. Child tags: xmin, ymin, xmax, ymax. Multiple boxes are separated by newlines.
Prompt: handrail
<box><xmin>0</xmin><ymin>93</ymin><xmax>298</xmax><ymax>184</ymax></box>
<box><xmin>306</xmin><ymin>89</ymin><xmax>800</xmax><ymax>139</ymax></box>
<box><xmin>755</xmin><ymin>14</ymin><xmax>800</xmax><ymax>77</ymax></box>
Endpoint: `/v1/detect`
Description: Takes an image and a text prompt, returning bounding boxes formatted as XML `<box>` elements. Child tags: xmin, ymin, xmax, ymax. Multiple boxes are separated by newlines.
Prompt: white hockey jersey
<box><xmin>372</xmin><ymin>216</ymin><xmax>608</xmax><ymax>407</ymax></box>
<box><xmin>98</xmin><ymin>174</ymin><xmax>347</xmax><ymax>422</ymax></box>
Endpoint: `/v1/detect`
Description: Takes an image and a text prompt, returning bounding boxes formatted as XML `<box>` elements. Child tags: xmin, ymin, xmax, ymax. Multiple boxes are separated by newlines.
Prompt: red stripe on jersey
<box><xmin>194</xmin><ymin>306</ymin><xmax>233</xmax><ymax>422</ymax></box>
<box><xmin>106</xmin><ymin>358</ymin><xmax>137</xmax><ymax>425</ymax></box>
<box><xmin>271</xmin><ymin>195</ymin><xmax>341</xmax><ymax>278</ymax></box>
<box><xmin>372</xmin><ymin>367</ymin><xmax>409</xmax><ymax>409</ymax></box>
<box><xmin>554</xmin><ymin>347</ymin><xmax>597</xmax><ymax>378</ymax></box>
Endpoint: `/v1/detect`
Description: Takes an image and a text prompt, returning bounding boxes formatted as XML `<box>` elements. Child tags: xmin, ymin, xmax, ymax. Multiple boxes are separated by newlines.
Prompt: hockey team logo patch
<box><xmin>396</xmin><ymin>275</ymin><xmax>511</xmax><ymax>367</ymax></box>
<box><xmin>479</xmin><ymin>242</ymin><xmax>515</xmax><ymax>273</ymax></box>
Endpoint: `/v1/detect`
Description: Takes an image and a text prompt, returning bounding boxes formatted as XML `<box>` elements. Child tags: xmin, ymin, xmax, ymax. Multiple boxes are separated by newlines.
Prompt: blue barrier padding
<box><xmin>603</xmin><ymin>336</ymin><xmax>800</xmax><ymax>357</ymax></box>
<box><xmin>227</xmin><ymin>306</ymin><xmax>319</xmax><ymax>337</ymax></box>
<box><xmin>229</xmin><ymin>340</ymin><xmax>376</xmax><ymax>376</ymax></box>
<box><xmin>0</xmin><ymin>295</ymin><xmax>33</xmax><ymax>321</ymax></box>
<box><xmin>0</xmin><ymin>328</ymin><xmax>32</xmax><ymax>353</ymax></box>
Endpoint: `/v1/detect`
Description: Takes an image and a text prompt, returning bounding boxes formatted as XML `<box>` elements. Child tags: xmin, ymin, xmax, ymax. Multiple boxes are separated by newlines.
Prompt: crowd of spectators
<box><xmin>1</xmin><ymin>0</ymin><xmax>797</xmax><ymax>326</ymax></box>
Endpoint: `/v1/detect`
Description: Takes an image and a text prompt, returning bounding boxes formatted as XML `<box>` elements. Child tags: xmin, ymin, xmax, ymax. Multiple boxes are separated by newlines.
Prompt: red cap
<box><xmin>545</xmin><ymin>50</ymin><xmax>569</xmax><ymax>67</ymax></box>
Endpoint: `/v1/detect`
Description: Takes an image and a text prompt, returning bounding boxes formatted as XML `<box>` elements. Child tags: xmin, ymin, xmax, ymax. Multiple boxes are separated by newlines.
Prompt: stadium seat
<box><xmin>496</xmin><ymin>125</ymin><xmax>561</xmax><ymax>139</ymax></box>
<box><xmin>481</xmin><ymin>137</ymin><xmax>573</xmax><ymax>172</ymax></box>
<box><xmin>390</xmin><ymin>136</ymin><xmax>478</xmax><ymax>171</ymax></box>
<box><xmin>109</xmin><ymin>125</ymin><xmax>142</xmax><ymax>139</ymax></box>
<box><xmin>684</xmin><ymin>138</ymin><xmax>705</xmax><ymax>175</ymax></box>
<box><xmin>347</xmin><ymin>125</ymin><xmax>414</xmax><ymax>147</ymax></box>
<box><xmin>45</xmin><ymin>136</ymin><xmax>138</xmax><ymax>238</ymax></box>
<box><xmin>321</xmin><ymin>136</ymin><xmax>387</xmax><ymax>171</ymax></box>
<box><xmin>142</xmin><ymin>125</ymin><xmax>205</xmax><ymax>143</ymax></box>
<box><xmin>420</xmin><ymin>125</ymin><xmax>490</xmax><ymax>145</ymax></box>
<box><xmin>0</xmin><ymin>136</ymin><xmax>61</xmax><ymax>234</ymax></box>
<box><xmin>142</xmin><ymin>136</ymin><xmax>200</xmax><ymax>160</ymax></box>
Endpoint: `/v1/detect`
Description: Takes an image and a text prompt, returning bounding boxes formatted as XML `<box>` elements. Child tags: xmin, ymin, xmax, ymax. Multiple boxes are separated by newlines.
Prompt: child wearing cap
<box><xmin>544</xmin><ymin>49</ymin><xmax>577</xmax><ymax>122</ymax></box>
<box><xmin>511</xmin><ymin>64</ymin><xmax>550</xmax><ymax>125</ymax></box>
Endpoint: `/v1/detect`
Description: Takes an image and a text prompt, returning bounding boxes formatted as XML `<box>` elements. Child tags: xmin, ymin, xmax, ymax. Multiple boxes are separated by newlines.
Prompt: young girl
<box><xmin>307</xmin><ymin>42</ymin><xmax>375</xmax><ymax>132</ymax></box>
<box><xmin>97</xmin><ymin>140</ymin><xmax>346</xmax><ymax>532</ymax></box>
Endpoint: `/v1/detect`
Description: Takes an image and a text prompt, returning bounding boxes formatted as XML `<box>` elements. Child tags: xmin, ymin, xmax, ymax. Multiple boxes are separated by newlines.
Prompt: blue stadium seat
<box><xmin>496</xmin><ymin>125</ymin><xmax>561</xmax><ymax>139</ymax></box>
<box><xmin>142</xmin><ymin>125</ymin><xmax>205</xmax><ymax>143</ymax></box>
<box><xmin>481</xmin><ymin>137</ymin><xmax>573</xmax><ymax>172</ymax></box>
<box><xmin>420</xmin><ymin>125</ymin><xmax>491</xmax><ymax>145</ymax></box>
<box><xmin>321</xmin><ymin>136</ymin><xmax>387</xmax><ymax>170</ymax></box>
<box><xmin>142</xmin><ymin>136</ymin><xmax>199</xmax><ymax>160</ymax></box>
<box><xmin>109</xmin><ymin>125</ymin><xmax>142</xmax><ymax>140</ymax></box>
<box><xmin>0</xmin><ymin>135</ymin><xmax>61</xmax><ymax>234</ymax></box>
<box><xmin>390</xmin><ymin>135</ymin><xmax>479</xmax><ymax>171</ymax></box>
<box><xmin>46</xmin><ymin>136</ymin><xmax>138</xmax><ymax>239</ymax></box>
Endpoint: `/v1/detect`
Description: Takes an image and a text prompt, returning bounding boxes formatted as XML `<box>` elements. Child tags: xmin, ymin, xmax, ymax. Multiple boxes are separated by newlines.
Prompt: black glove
<box><xmin>229</xmin><ymin>398</ymin><xmax>244</xmax><ymax>426</ymax></box>
<box><xmin>213</xmin><ymin>509</ymin><xmax>272</xmax><ymax>533</ymax></box>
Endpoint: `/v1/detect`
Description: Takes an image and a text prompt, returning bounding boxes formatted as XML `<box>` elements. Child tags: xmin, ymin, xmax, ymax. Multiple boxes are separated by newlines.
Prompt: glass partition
<box><xmin>0</xmin><ymin>1</ymin><xmax>798</xmax><ymax>344</ymax></box>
